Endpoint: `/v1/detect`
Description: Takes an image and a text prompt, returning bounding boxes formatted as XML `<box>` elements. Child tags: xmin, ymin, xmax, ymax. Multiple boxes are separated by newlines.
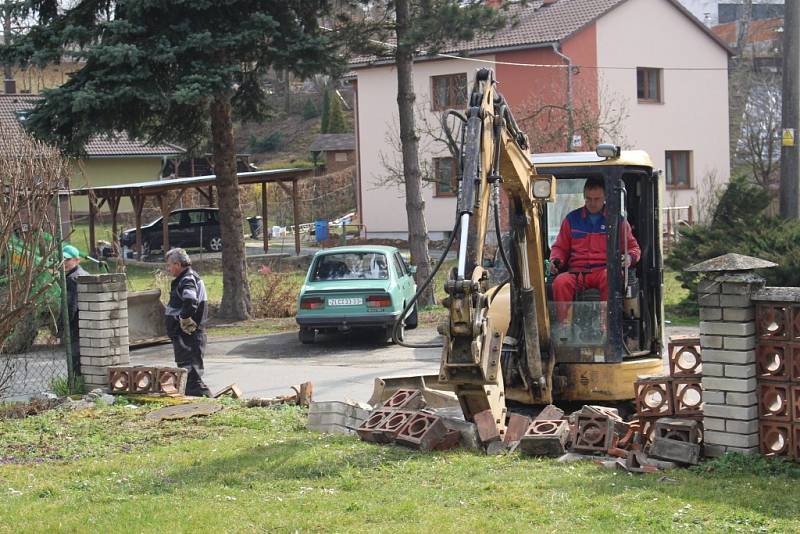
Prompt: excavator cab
<box><xmin>532</xmin><ymin>151</ymin><xmax>665</xmax><ymax>365</ymax></box>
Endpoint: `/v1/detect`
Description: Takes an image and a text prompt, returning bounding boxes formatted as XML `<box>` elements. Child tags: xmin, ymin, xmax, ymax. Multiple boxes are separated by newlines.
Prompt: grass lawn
<box><xmin>1</xmin><ymin>401</ymin><xmax>799</xmax><ymax>532</ymax></box>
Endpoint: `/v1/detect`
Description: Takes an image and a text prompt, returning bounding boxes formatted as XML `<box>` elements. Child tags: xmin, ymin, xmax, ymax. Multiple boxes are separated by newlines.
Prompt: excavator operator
<box><xmin>548</xmin><ymin>176</ymin><xmax>640</xmax><ymax>323</ymax></box>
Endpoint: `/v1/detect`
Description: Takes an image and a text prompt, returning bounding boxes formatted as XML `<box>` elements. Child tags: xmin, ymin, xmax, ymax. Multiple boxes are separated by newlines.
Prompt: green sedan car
<box><xmin>296</xmin><ymin>246</ymin><xmax>418</xmax><ymax>344</ymax></box>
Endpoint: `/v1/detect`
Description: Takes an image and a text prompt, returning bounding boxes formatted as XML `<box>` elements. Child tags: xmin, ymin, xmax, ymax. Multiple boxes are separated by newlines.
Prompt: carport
<box><xmin>71</xmin><ymin>168</ymin><xmax>314</xmax><ymax>257</ymax></box>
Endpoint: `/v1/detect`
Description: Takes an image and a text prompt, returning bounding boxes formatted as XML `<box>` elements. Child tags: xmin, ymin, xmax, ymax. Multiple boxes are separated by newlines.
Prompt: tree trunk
<box><xmin>395</xmin><ymin>0</ymin><xmax>434</xmax><ymax>306</ymax></box>
<box><xmin>210</xmin><ymin>95</ymin><xmax>251</xmax><ymax>319</ymax></box>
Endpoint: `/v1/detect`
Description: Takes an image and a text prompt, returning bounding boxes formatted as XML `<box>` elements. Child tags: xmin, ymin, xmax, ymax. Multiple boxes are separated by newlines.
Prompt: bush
<box><xmin>302</xmin><ymin>99</ymin><xmax>319</xmax><ymax>120</ymax></box>
<box><xmin>666</xmin><ymin>176</ymin><xmax>800</xmax><ymax>306</ymax></box>
<box><xmin>248</xmin><ymin>131</ymin><xmax>283</xmax><ymax>153</ymax></box>
<box><xmin>250</xmin><ymin>266</ymin><xmax>299</xmax><ymax>318</ymax></box>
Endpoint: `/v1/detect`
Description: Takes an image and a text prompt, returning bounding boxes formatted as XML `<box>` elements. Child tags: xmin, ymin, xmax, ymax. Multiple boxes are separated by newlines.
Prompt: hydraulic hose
<box><xmin>391</xmin><ymin>216</ymin><xmax>462</xmax><ymax>348</ymax></box>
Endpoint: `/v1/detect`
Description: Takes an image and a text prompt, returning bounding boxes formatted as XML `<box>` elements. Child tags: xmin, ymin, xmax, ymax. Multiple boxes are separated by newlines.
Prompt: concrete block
<box><xmin>703</xmin><ymin>390</ymin><xmax>725</xmax><ymax>404</ymax></box>
<box><xmin>700</xmin><ymin>335</ymin><xmax>723</xmax><ymax>349</ymax></box>
<box><xmin>80</xmin><ymin>365</ymin><xmax>108</xmax><ymax>377</ymax></box>
<box><xmin>700</xmin><ymin>321</ymin><xmax>755</xmax><ymax>336</ymax></box>
<box><xmin>79</xmin><ymin>337</ymin><xmax>113</xmax><ymax>348</ymax></box>
<box><xmin>699</xmin><ymin>294</ymin><xmax>720</xmax><ymax>307</ymax></box>
<box><xmin>725</xmin><ymin>446</ymin><xmax>759</xmax><ymax>455</ymax></box>
<box><xmin>722</xmin><ymin>336</ymin><xmax>756</xmax><ymax>351</ymax></box>
<box><xmin>722</xmin><ymin>308</ymin><xmax>755</xmax><ymax>322</ymax></box>
<box><xmin>79</xmin><ymin>318</ymin><xmax>127</xmax><ymax>329</ymax></box>
<box><xmin>77</xmin><ymin>281</ymin><xmax>127</xmax><ymax>293</ymax></box>
<box><xmin>725</xmin><ymin>391</ymin><xmax>758</xmax><ymax>406</ymax></box>
<box><xmin>650</xmin><ymin>437</ymin><xmax>701</xmax><ymax>465</ymax></box>
<box><xmin>700</xmin><ymin>308</ymin><xmax>722</xmax><ymax>321</ymax></box>
<box><xmin>86</xmin><ymin>357</ymin><xmax>114</xmax><ymax>367</ymax></box>
<box><xmin>703</xmin><ymin>403</ymin><xmax>758</xmax><ymax>420</ymax></box>
<box><xmin>719</xmin><ymin>294</ymin><xmax>752</xmax><ymax>308</ymax></box>
<box><xmin>77</xmin><ymin>292</ymin><xmax>126</xmax><ymax>303</ymax></box>
<box><xmin>702</xmin><ymin>349</ymin><xmax>755</xmax><ymax>365</ymax></box>
<box><xmin>698</xmin><ymin>279</ymin><xmax>721</xmax><ymax>294</ymax></box>
<box><xmin>88</xmin><ymin>301</ymin><xmax>127</xmax><ymax>312</ymax></box>
<box><xmin>80</xmin><ymin>329</ymin><xmax>114</xmax><ymax>339</ymax></box>
<box><xmin>704</xmin><ymin>431</ymin><xmax>759</xmax><ymax>448</ymax></box>
<box><xmin>722</xmin><ymin>282</ymin><xmax>751</xmax><ymax>295</ymax></box>
<box><xmin>703</xmin><ymin>417</ymin><xmax>726</xmax><ymax>431</ymax></box>
<box><xmin>76</xmin><ymin>273</ymin><xmax>126</xmax><ymax>284</ymax></box>
<box><xmin>702</xmin><ymin>363</ymin><xmax>724</xmax><ymax>377</ymax></box>
<box><xmin>724</xmin><ymin>364</ymin><xmax>756</xmax><ymax>379</ymax></box>
<box><xmin>726</xmin><ymin>419</ymin><xmax>759</xmax><ymax>434</ymax></box>
<box><xmin>703</xmin><ymin>443</ymin><xmax>727</xmax><ymax>457</ymax></box>
<box><xmin>79</xmin><ymin>309</ymin><xmax>128</xmax><ymax>320</ymax></box>
<box><xmin>702</xmin><ymin>376</ymin><xmax>756</xmax><ymax>393</ymax></box>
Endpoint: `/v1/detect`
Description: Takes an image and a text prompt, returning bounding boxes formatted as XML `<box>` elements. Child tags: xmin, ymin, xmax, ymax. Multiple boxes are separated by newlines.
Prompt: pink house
<box><xmin>350</xmin><ymin>0</ymin><xmax>732</xmax><ymax>239</ymax></box>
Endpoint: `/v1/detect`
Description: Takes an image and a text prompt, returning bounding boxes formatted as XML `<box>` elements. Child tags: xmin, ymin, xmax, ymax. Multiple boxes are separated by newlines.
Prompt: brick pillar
<box><xmin>76</xmin><ymin>274</ymin><xmax>130</xmax><ymax>390</ymax></box>
<box><xmin>699</xmin><ymin>272</ymin><xmax>764</xmax><ymax>456</ymax></box>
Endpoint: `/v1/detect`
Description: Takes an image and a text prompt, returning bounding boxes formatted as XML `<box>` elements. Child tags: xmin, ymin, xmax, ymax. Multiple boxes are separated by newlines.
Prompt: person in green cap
<box><xmin>63</xmin><ymin>244</ymin><xmax>88</xmax><ymax>374</ymax></box>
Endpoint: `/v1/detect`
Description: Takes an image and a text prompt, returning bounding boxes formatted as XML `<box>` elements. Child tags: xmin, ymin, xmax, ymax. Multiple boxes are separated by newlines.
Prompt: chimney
<box><xmin>4</xmin><ymin>78</ymin><xmax>15</xmax><ymax>94</ymax></box>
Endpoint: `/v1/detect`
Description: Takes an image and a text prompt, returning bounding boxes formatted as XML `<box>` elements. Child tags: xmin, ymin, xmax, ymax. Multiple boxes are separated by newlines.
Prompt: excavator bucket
<box><xmin>127</xmin><ymin>289</ymin><xmax>168</xmax><ymax>345</ymax></box>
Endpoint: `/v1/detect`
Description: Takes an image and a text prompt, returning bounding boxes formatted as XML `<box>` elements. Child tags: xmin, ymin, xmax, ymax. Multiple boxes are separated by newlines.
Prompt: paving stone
<box><xmin>726</xmin><ymin>420</ymin><xmax>759</xmax><ymax>434</ymax></box>
<box><xmin>703</xmin><ymin>390</ymin><xmax>725</xmax><ymax>404</ymax></box>
<box><xmin>719</xmin><ymin>294</ymin><xmax>752</xmax><ymax>308</ymax></box>
<box><xmin>723</xmin><ymin>364</ymin><xmax>756</xmax><ymax>379</ymax></box>
<box><xmin>700</xmin><ymin>321</ymin><xmax>755</xmax><ymax>336</ymax></box>
<box><xmin>724</xmin><ymin>391</ymin><xmax>758</xmax><ymax>406</ymax></box>
<box><xmin>704</xmin><ymin>430</ymin><xmax>759</xmax><ymax>448</ymax></box>
<box><xmin>722</xmin><ymin>336</ymin><xmax>756</xmax><ymax>351</ymax></box>
<box><xmin>700</xmin><ymin>335</ymin><xmax>723</xmax><ymax>349</ymax></box>
<box><xmin>722</xmin><ymin>308</ymin><xmax>755</xmax><ymax>322</ymax></box>
<box><xmin>702</xmin><ymin>376</ymin><xmax>756</xmax><ymax>393</ymax></box>
<box><xmin>702</xmin><ymin>349</ymin><xmax>756</xmax><ymax>365</ymax></box>
<box><xmin>703</xmin><ymin>403</ymin><xmax>758</xmax><ymax>420</ymax></box>
<box><xmin>700</xmin><ymin>308</ymin><xmax>722</xmax><ymax>321</ymax></box>
<box><xmin>702</xmin><ymin>363</ymin><xmax>724</xmax><ymax>377</ymax></box>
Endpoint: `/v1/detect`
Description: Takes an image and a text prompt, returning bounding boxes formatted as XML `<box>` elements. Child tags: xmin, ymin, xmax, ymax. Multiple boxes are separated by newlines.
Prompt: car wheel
<box><xmin>299</xmin><ymin>327</ymin><xmax>315</xmax><ymax>345</ymax></box>
<box><xmin>405</xmin><ymin>303</ymin><xmax>418</xmax><ymax>330</ymax></box>
<box><xmin>207</xmin><ymin>236</ymin><xmax>223</xmax><ymax>252</ymax></box>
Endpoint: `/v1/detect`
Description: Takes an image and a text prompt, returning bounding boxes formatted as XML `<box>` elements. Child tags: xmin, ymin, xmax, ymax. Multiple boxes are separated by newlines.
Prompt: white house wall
<box><xmin>357</xmin><ymin>56</ymin><xmax>494</xmax><ymax>238</ymax></box>
<box><xmin>596</xmin><ymin>0</ymin><xmax>731</xmax><ymax>220</ymax></box>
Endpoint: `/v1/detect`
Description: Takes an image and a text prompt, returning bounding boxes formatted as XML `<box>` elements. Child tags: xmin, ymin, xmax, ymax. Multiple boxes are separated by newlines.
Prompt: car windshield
<box><xmin>311</xmin><ymin>252</ymin><xmax>390</xmax><ymax>281</ymax></box>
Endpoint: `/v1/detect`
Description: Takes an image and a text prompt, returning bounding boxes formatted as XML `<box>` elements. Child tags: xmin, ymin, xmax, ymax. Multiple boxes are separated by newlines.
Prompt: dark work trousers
<box><xmin>70</xmin><ymin>334</ymin><xmax>81</xmax><ymax>375</ymax></box>
<box><xmin>170</xmin><ymin>330</ymin><xmax>211</xmax><ymax>397</ymax></box>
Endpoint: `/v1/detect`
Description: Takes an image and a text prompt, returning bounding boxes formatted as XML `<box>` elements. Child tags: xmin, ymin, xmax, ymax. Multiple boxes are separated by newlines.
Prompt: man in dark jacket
<box><xmin>63</xmin><ymin>244</ymin><xmax>88</xmax><ymax>374</ymax></box>
<box><xmin>164</xmin><ymin>248</ymin><xmax>212</xmax><ymax>397</ymax></box>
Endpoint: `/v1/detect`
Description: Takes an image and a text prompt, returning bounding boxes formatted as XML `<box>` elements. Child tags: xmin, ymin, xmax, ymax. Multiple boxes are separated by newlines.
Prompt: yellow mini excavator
<box><xmin>385</xmin><ymin>69</ymin><xmax>665</xmax><ymax>437</ymax></box>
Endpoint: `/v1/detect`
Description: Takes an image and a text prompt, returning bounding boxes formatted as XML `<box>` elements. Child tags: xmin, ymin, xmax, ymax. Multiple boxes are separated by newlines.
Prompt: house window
<box><xmin>431</xmin><ymin>73</ymin><xmax>467</xmax><ymax>111</ymax></box>
<box><xmin>637</xmin><ymin>68</ymin><xmax>662</xmax><ymax>102</ymax></box>
<box><xmin>665</xmin><ymin>151</ymin><xmax>692</xmax><ymax>188</ymax></box>
<box><xmin>334</xmin><ymin>152</ymin><xmax>348</xmax><ymax>162</ymax></box>
<box><xmin>434</xmin><ymin>157</ymin><xmax>458</xmax><ymax>197</ymax></box>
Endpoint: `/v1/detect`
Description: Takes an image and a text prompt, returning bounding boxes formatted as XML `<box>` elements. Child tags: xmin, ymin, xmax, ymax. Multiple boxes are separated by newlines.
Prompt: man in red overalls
<box><xmin>548</xmin><ymin>176</ymin><xmax>640</xmax><ymax>324</ymax></box>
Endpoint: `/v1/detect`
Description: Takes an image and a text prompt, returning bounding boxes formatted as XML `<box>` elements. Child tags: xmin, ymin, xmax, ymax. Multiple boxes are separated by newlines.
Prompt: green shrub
<box><xmin>248</xmin><ymin>131</ymin><xmax>283</xmax><ymax>153</ymax></box>
<box><xmin>302</xmin><ymin>98</ymin><xmax>319</xmax><ymax>120</ymax></box>
<box><xmin>666</xmin><ymin>176</ymin><xmax>800</xmax><ymax>306</ymax></box>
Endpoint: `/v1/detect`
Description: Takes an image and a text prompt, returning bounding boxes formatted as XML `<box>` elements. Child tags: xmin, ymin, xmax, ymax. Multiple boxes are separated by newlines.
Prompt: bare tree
<box><xmin>0</xmin><ymin>123</ymin><xmax>72</xmax><ymax>394</ymax></box>
<box><xmin>516</xmin><ymin>81</ymin><xmax>630</xmax><ymax>154</ymax></box>
<box><xmin>736</xmin><ymin>73</ymin><xmax>782</xmax><ymax>196</ymax></box>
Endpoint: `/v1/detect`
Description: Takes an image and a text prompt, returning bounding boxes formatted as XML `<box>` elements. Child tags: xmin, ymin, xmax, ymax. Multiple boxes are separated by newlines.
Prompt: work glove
<box><xmin>179</xmin><ymin>316</ymin><xmax>198</xmax><ymax>335</ymax></box>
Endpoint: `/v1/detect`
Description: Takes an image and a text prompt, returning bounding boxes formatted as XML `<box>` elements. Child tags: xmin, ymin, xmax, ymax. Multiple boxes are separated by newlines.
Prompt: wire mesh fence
<box><xmin>1</xmin><ymin>339</ymin><xmax>67</xmax><ymax>401</ymax></box>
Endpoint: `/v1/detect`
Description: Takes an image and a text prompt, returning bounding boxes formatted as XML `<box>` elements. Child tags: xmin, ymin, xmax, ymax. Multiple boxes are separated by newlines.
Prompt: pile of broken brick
<box><xmin>355</xmin><ymin>342</ymin><xmax>705</xmax><ymax>471</ymax></box>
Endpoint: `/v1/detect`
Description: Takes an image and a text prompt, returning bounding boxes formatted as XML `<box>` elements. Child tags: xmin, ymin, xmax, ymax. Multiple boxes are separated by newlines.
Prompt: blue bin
<box><xmin>315</xmin><ymin>220</ymin><xmax>329</xmax><ymax>242</ymax></box>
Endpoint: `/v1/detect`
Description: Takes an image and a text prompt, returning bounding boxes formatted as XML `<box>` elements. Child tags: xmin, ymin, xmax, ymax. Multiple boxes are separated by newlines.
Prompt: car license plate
<box><xmin>328</xmin><ymin>297</ymin><xmax>362</xmax><ymax>306</ymax></box>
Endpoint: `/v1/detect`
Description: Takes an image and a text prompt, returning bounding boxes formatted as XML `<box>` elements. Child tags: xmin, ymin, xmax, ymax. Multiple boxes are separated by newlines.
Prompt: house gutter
<box><xmin>551</xmin><ymin>43</ymin><xmax>574</xmax><ymax>152</ymax></box>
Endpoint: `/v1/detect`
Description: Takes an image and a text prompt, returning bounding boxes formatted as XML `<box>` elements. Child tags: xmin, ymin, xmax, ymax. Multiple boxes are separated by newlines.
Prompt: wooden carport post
<box><xmin>109</xmin><ymin>194</ymin><xmax>121</xmax><ymax>254</ymax></box>
<box><xmin>292</xmin><ymin>178</ymin><xmax>300</xmax><ymax>256</ymax></box>
<box><xmin>88</xmin><ymin>194</ymin><xmax>97</xmax><ymax>257</ymax></box>
<box><xmin>261</xmin><ymin>182</ymin><xmax>268</xmax><ymax>253</ymax></box>
<box><xmin>131</xmin><ymin>193</ymin><xmax>145</xmax><ymax>257</ymax></box>
<box><xmin>159</xmin><ymin>195</ymin><xmax>170</xmax><ymax>254</ymax></box>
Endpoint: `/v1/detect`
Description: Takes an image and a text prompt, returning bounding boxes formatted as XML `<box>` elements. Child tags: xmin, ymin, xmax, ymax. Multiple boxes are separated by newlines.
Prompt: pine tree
<box><xmin>320</xmin><ymin>89</ymin><xmax>332</xmax><ymax>133</ymax></box>
<box><xmin>1</xmin><ymin>0</ymin><xmax>349</xmax><ymax>319</ymax></box>
<box><xmin>326</xmin><ymin>92</ymin><xmax>348</xmax><ymax>133</ymax></box>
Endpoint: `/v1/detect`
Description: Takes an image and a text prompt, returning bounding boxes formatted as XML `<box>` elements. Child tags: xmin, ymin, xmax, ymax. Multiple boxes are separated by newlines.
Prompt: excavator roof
<box><xmin>530</xmin><ymin>150</ymin><xmax>654</xmax><ymax>169</ymax></box>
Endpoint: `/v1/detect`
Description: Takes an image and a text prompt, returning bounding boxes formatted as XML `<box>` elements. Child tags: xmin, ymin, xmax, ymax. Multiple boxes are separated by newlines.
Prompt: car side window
<box><xmin>188</xmin><ymin>211</ymin><xmax>206</xmax><ymax>224</ymax></box>
<box><xmin>168</xmin><ymin>213</ymin><xmax>182</xmax><ymax>226</ymax></box>
<box><xmin>392</xmin><ymin>253</ymin><xmax>406</xmax><ymax>278</ymax></box>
